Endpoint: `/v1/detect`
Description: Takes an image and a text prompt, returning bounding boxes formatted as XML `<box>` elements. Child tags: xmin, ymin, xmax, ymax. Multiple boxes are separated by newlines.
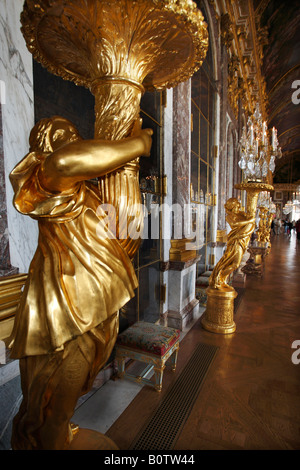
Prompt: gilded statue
<box><xmin>266</xmin><ymin>212</ymin><xmax>273</xmax><ymax>252</ymax></box>
<box><xmin>209</xmin><ymin>198</ymin><xmax>256</xmax><ymax>290</ymax></box>
<box><xmin>9</xmin><ymin>0</ymin><xmax>209</xmax><ymax>450</ymax></box>
<box><xmin>256</xmin><ymin>208</ymin><xmax>272</xmax><ymax>253</ymax></box>
<box><xmin>256</xmin><ymin>207</ymin><xmax>268</xmax><ymax>243</ymax></box>
<box><xmin>8</xmin><ymin>116</ymin><xmax>152</xmax><ymax>450</ymax></box>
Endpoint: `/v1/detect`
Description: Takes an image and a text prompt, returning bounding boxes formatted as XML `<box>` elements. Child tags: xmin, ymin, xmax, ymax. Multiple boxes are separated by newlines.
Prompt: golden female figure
<box><xmin>209</xmin><ymin>198</ymin><xmax>256</xmax><ymax>290</ymax></box>
<box><xmin>8</xmin><ymin>116</ymin><xmax>152</xmax><ymax>449</ymax></box>
<box><xmin>11</xmin><ymin>0</ymin><xmax>209</xmax><ymax>449</ymax></box>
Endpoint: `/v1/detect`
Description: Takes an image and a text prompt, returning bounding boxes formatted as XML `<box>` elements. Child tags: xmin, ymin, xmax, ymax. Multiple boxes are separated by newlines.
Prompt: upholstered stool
<box><xmin>115</xmin><ymin>322</ymin><xmax>180</xmax><ymax>391</ymax></box>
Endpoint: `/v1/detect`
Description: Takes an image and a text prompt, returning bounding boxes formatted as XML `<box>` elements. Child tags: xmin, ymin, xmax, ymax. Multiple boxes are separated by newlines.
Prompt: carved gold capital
<box><xmin>169</xmin><ymin>239</ymin><xmax>197</xmax><ymax>262</ymax></box>
<box><xmin>216</xmin><ymin>229</ymin><xmax>227</xmax><ymax>243</ymax></box>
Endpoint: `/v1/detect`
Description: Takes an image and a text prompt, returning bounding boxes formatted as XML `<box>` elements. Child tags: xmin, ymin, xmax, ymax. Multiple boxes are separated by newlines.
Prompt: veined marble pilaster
<box><xmin>0</xmin><ymin>104</ymin><xmax>16</xmax><ymax>276</ymax></box>
<box><xmin>165</xmin><ymin>80</ymin><xmax>199</xmax><ymax>330</ymax></box>
<box><xmin>172</xmin><ymin>81</ymin><xmax>191</xmax><ymax>218</ymax></box>
<box><xmin>0</xmin><ymin>0</ymin><xmax>37</xmax><ymax>274</ymax></box>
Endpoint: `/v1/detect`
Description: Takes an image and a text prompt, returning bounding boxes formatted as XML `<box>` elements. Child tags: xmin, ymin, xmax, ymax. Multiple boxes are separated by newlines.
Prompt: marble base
<box><xmin>167</xmin><ymin>298</ymin><xmax>199</xmax><ymax>330</ymax></box>
<box><xmin>167</xmin><ymin>256</ymin><xmax>198</xmax><ymax>330</ymax></box>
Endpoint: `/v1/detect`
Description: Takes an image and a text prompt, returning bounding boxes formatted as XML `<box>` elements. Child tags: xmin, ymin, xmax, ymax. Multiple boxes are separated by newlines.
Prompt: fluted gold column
<box><xmin>91</xmin><ymin>78</ymin><xmax>145</xmax><ymax>259</ymax></box>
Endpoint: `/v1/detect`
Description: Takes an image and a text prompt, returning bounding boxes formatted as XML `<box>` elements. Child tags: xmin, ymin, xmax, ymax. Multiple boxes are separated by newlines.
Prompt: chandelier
<box><xmin>282</xmin><ymin>200</ymin><xmax>293</xmax><ymax>215</ymax></box>
<box><xmin>283</xmin><ymin>187</ymin><xmax>300</xmax><ymax>215</ymax></box>
<box><xmin>257</xmin><ymin>190</ymin><xmax>271</xmax><ymax>208</ymax></box>
<box><xmin>257</xmin><ymin>191</ymin><xmax>276</xmax><ymax>213</ymax></box>
<box><xmin>238</xmin><ymin>103</ymin><xmax>282</xmax><ymax>181</ymax></box>
<box><xmin>269</xmin><ymin>198</ymin><xmax>276</xmax><ymax>214</ymax></box>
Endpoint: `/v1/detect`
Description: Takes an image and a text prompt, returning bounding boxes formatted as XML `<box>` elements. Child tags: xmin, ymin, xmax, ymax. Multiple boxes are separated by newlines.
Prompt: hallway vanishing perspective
<box><xmin>103</xmin><ymin>232</ymin><xmax>300</xmax><ymax>450</ymax></box>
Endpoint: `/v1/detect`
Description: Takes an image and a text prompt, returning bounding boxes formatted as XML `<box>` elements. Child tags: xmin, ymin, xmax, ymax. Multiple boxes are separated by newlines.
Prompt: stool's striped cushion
<box><xmin>116</xmin><ymin>322</ymin><xmax>180</xmax><ymax>357</ymax></box>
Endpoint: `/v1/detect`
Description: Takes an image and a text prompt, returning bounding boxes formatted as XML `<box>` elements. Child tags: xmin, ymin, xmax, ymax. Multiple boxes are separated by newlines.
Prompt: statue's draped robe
<box><xmin>8</xmin><ymin>150</ymin><xmax>138</xmax><ymax>359</ymax></box>
<box><xmin>209</xmin><ymin>212</ymin><xmax>255</xmax><ymax>289</ymax></box>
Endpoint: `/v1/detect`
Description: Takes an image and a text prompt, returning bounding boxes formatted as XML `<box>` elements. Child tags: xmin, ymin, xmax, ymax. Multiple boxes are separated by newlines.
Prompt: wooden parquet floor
<box><xmin>106</xmin><ymin>233</ymin><xmax>300</xmax><ymax>450</ymax></box>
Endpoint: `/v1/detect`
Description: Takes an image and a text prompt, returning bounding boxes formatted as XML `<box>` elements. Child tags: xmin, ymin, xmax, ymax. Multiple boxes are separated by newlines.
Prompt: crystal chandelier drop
<box><xmin>257</xmin><ymin>190</ymin><xmax>271</xmax><ymax>208</ymax></box>
<box><xmin>282</xmin><ymin>200</ymin><xmax>293</xmax><ymax>215</ymax></box>
<box><xmin>269</xmin><ymin>197</ymin><xmax>276</xmax><ymax>214</ymax></box>
<box><xmin>282</xmin><ymin>186</ymin><xmax>300</xmax><ymax>215</ymax></box>
<box><xmin>238</xmin><ymin>103</ymin><xmax>282</xmax><ymax>181</ymax></box>
<box><xmin>257</xmin><ymin>191</ymin><xmax>276</xmax><ymax>215</ymax></box>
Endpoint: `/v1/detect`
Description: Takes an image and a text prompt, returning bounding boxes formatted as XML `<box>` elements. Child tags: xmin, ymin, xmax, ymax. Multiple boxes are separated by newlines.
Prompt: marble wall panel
<box><xmin>160</xmin><ymin>88</ymin><xmax>174</xmax><ymax>317</ymax></box>
<box><xmin>172</xmin><ymin>81</ymin><xmax>191</xmax><ymax>212</ymax></box>
<box><xmin>0</xmin><ymin>0</ymin><xmax>37</xmax><ymax>274</ymax></box>
<box><xmin>0</xmin><ymin>104</ymin><xmax>11</xmax><ymax>274</ymax></box>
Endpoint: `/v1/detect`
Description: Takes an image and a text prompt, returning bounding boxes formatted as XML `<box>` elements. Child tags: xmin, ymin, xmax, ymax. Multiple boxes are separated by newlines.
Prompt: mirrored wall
<box><xmin>122</xmin><ymin>90</ymin><xmax>163</xmax><ymax>328</ymax></box>
<box><xmin>190</xmin><ymin>21</ymin><xmax>216</xmax><ymax>275</ymax></box>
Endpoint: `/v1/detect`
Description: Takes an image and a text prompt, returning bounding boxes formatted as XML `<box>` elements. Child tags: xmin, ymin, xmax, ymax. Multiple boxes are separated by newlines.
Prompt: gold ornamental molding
<box><xmin>0</xmin><ymin>274</ymin><xmax>27</xmax><ymax>341</ymax></box>
<box><xmin>216</xmin><ymin>229</ymin><xmax>227</xmax><ymax>243</ymax></box>
<box><xmin>169</xmin><ymin>238</ymin><xmax>197</xmax><ymax>262</ymax></box>
<box><xmin>221</xmin><ymin>0</ymin><xmax>268</xmax><ymax>119</ymax></box>
<box><xmin>272</xmin><ymin>183</ymin><xmax>299</xmax><ymax>192</ymax></box>
<box><xmin>0</xmin><ymin>274</ymin><xmax>27</xmax><ymax>321</ymax></box>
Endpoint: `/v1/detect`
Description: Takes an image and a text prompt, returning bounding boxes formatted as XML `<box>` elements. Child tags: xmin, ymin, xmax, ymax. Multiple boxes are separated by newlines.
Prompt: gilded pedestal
<box><xmin>201</xmin><ymin>286</ymin><xmax>237</xmax><ymax>334</ymax></box>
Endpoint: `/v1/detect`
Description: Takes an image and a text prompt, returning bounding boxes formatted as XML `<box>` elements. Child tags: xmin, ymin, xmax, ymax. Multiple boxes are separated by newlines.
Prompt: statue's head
<box><xmin>225</xmin><ymin>198</ymin><xmax>240</xmax><ymax>214</ymax></box>
<box><xmin>29</xmin><ymin>116</ymin><xmax>81</xmax><ymax>153</ymax></box>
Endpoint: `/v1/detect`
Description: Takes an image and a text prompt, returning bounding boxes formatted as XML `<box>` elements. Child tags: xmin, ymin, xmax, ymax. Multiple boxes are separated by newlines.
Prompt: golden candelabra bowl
<box><xmin>21</xmin><ymin>0</ymin><xmax>208</xmax><ymax>94</ymax></box>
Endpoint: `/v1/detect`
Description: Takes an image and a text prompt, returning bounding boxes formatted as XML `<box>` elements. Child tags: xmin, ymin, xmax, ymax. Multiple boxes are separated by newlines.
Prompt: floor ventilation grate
<box><xmin>129</xmin><ymin>342</ymin><xmax>219</xmax><ymax>450</ymax></box>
